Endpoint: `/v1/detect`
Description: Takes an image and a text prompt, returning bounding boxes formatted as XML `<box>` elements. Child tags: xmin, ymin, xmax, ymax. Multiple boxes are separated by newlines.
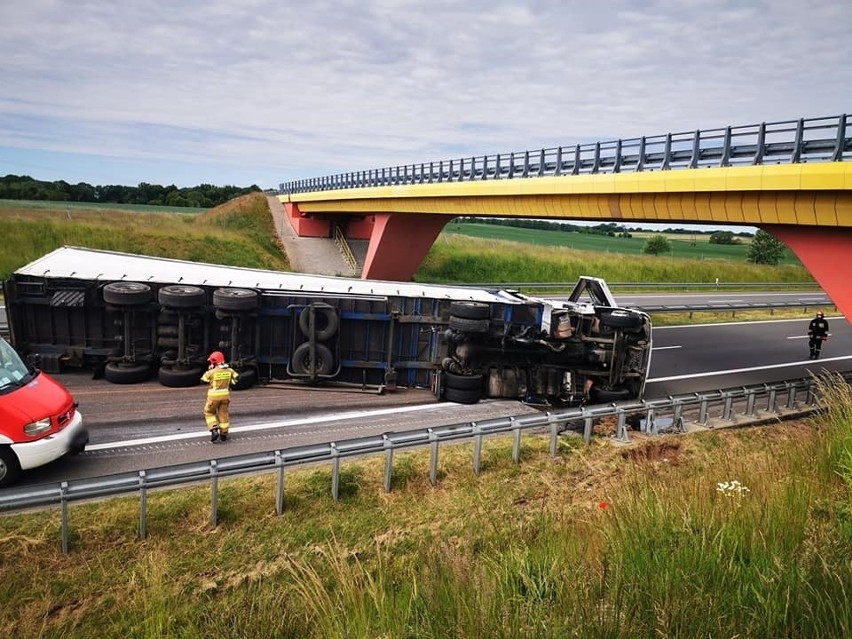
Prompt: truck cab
<box><xmin>0</xmin><ymin>336</ymin><xmax>88</xmax><ymax>488</ymax></box>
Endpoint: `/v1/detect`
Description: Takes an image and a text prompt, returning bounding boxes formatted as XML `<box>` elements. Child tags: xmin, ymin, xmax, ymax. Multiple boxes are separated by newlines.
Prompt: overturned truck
<box><xmin>3</xmin><ymin>247</ymin><xmax>652</xmax><ymax>405</ymax></box>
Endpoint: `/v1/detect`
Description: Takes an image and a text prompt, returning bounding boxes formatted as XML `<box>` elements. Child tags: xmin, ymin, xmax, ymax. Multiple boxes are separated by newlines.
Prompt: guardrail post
<box><xmin>60</xmin><ymin>481</ymin><xmax>69</xmax><ymax>554</ymax></box>
<box><xmin>429</xmin><ymin>429</ymin><xmax>439</xmax><ymax>486</ymax></box>
<box><xmin>584</xmin><ymin>414</ymin><xmax>594</xmax><ymax>444</ymax></box>
<box><xmin>512</xmin><ymin>416</ymin><xmax>523</xmax><ymax>463</ymax></box>
<box><xmin>275</xmin><ymin>450</ymin><xmax>285</xmax><ymax>515</ymax></box>
<box><xmin>472</xmin><ymin>422</ymin><xmax>482</xmax><ymax>476</ymax></box>
<box><xmin>744</xmin><ymin>387</ymin><xmax>757</xmax><ymax>417</ymax></box>
<box><xmin>331</xmin><ymin>443</ymin><xmax>340</xmax><ymax>502</ymax></box>
<box><xmin>614</xmin><ymin>408</ymin><xmax>630</xmax><ymax>443</ymax></box>
<box><xmin>672</xmin><ymin>400</ymin><xmax>685</xmax><ymax>432</ymax></box>
<box><xmin>722</xmin><ymin>393</ymin><xmax>735</xmax><ymax>421</ymax></box>
<box><xmin>548</xmin><ymin>414</ymin><xmax>559</xmax><ymax>457</ymax></box>
<box><xmin>645</xmin><ymin>407</ymin><xmax>656</xmax><ymax>435</ymax></box>
<box><xmin>138</xmin><ymin>470</ymin><xmax>147</xmax><ymax>541</ymax></box>
<box><xmin>383</xmin><ymin>435</ymin><xmax>394</xmax><ymax>492</ymax></box>
<box><xmin>767</xmin><ymin>386</ymin><xmax>779</xmax><ymax>414</ymax></box>
<box><xmin>786</xmin><ymin>382</ymin><xmax>798</xmax><ymax>410</ymax></box>
<box><xmin>210</xmin><ymin>460</ymin><xmax>219</xmax><ymax>528</ymax></box>
<box><xmin>697</xmin><ymin>396</ymin><xmax>709</xmax><ymax>425</ymax></box>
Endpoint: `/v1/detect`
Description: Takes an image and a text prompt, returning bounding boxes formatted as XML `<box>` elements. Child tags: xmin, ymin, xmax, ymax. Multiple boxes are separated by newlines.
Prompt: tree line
<box><xmin>0</xmin><ymin>174</ymin><xmax>261</xmax><ymax>208</ymax></box>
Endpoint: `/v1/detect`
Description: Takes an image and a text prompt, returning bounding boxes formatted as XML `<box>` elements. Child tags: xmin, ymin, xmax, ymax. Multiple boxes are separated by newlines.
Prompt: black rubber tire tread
<box><xmin>232</xmin><ymin>367</ymin><xmax>258</xmax><ymax>391</ymax></box>
<box><xmin>443</xmin><ymin>386</ymin><xmax>481</xmax><ymax>404</ymax></box>
<box><xmin>590</xmin><ymin>385</ymin><xmax>632</xmax><ymax>403</ymax></box>
<box><xmin>291</xmin><ymin>342</ymin><xmax>334</xmax><ymax>376</ymax></box>
<box><xmin>443</xmin><ymin>371</ymin><xmax>484</xmax><ymax>391</ymax></box>
<box><xmin>158</xmin><ymin>285</ymin><xmax>206</xmax><ymax>308</ymax></box>
<box><xmin>213</xmin><ymin>288</ymin><xmax>258</xmax><ymax>311</ymax></box>
<box><xmin>448</xmin><ymin>316</ymin><xmax>490</xmax><ymax>333</ymax></box>
<box><xmin>449</xmin><ymin>301</ymin><xmax>490</xmax><ymax>320</ymax></box>
<box><xmin>0</xmin><ymin>447</ymin><xmax>22</xmax><ymax>488</ymax></box>
<box><xmin>103</xmin><ymin>282</ymin><xmax>152</xmax><ymax>306</ymax></box>
<box><xmin>599</xmin><ymin>310</ymin><xmax>643</xmax><ymax>330</ymax></box>
<box><xmin>158</xmin><ymin>365</ymin><xmax>204</xmax><ymax>388</ymax></box>
<box><xmin>298</xmin><ymin>305</ymin><xmax>340</xmax><ymax>341</ymax></box>
<box><xmin>104</xmin><ymin>362</ymin><xmax>152</xmax><ymax>384</ymax></box>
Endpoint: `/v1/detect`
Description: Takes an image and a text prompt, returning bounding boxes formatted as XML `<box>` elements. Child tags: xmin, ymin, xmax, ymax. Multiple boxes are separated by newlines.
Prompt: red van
<box><xmin>0</xmin><ymin>336</ymin><xmax>88</xmax><ymax>488</ymax></box>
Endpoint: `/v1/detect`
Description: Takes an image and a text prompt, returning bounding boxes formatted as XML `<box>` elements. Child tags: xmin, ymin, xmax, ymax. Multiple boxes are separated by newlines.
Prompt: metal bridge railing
<box><xmin>280</xmin><ymin>114</ymin><xmax>851</xmax><ymax>195</ymax></box>
<box><xmin>1</xmin><ymin>374</ymin><xmax>842</xmax><ymax>553</ymax></box>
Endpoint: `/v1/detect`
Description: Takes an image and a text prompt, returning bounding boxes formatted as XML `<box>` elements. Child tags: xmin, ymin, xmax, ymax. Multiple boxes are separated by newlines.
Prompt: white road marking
<box><xmin>652</xmin><ymin>345</ymin><xmax>682</xmax><ymax>351</ymax></box>
<box><xmin>87</xmin><ymin>401</ymin><xmax>458</xmax><ymax>451</ymax></box>
<box><xmin>648</xmin><ymin>355</ymin><xmax>852</xmax><ymax>382</ymax></box>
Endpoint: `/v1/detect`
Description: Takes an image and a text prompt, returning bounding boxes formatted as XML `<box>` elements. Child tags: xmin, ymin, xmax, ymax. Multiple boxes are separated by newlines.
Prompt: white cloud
<box><xmin>1</xmin><ymin>0</ymin><xmax>850</xmax><ymax>188</ymax></box>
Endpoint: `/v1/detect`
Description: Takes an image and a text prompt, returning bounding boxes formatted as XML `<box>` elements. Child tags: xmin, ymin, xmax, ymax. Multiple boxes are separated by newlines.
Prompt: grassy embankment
<box><xmin>0</xmin><ymin>194</ymin><xmax>289</xmax><ymax>281</ymax></box>
<box><xmin>2</xmin><ymin>376</ymin><xmax>852</xmax><ymax>637</ymax></box>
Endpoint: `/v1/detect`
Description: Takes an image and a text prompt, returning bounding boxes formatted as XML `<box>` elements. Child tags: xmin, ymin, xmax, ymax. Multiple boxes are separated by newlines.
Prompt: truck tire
<box><xmin>299</xmin><ymin>305</ymin><xmax>339</xmax><ymax>341</ymax></box>
<box><xmin>104</xmin><ymin>362</ymin><xmax>152</xmax><ymax>384</ymax></box>
<box><xmin>232</xmin><ymin>367</ymin><xmax>258</xmax><ymax>390</ymax></box>
<box><xmin>599</xmin><ymin>310</ymin><xmax>643</xmax><ymax>330</ymax></box>
<box><xmin>443</xmin><ymin>371</ymin><xmax>484</xmax><ymax>391</ymax></box>
<box><xmin>0</xmin><ymin>447</ymin><xmax>22</xmax><ymax>488</ymax></box>
<box><xmin>449</xmin><ymin>301</ymin><xmax>490</xmax><ymax>320</ymax></box>
<box><xmin>103</xmin><ymin>282</ymin><xmax>152</xmax><ymax>306</ymax></box>
<box><xmin>158</xmin><ymin>285</ymin><xmax>206</xmax><ymax>308</ymax></box>
<box><xmin>213</xmin><ymin>288</ymin><xmax>258</xmax><ymax>311</ymax></box>
<box><xmin>291</xmin><ymin>342</ymin><xmax>334</xmax><ymax>376</ymax></box>
<box><xmin>589</xmin><ymin>385</ymin><xmax>632</xmax><ymax>403</ymax></box>
<box><xmin>448</xmin><ymin>316</ymin><xmax>490</xmax><ymax>333</ymax></box>
<box><xmin>158</xmin><ymin>365</ymin><xmax>204</xmax><ymax>388</ymax></box>
<box><xmin>443</xmin><ymin>386</ymin><xmax>481</xmax><ymax>404</ymax></box>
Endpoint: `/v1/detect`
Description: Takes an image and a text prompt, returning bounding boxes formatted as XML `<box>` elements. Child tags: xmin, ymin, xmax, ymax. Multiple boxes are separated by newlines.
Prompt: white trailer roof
<box><xmin>15</xmin><ymin>246</ymin><xmax>513</xmax><ymax>304</ymax></box>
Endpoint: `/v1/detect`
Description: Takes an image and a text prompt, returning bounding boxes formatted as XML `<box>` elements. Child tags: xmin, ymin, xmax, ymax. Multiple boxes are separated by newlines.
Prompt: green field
<box><xmin>442</xmin><ymin>221</ymin><xmax>800</xmax><ymax>264</ymax></box>
<box><xmin>0</xmin><ymin>198</ymin><xmax>206</xmax><ymax>214</ymax></box>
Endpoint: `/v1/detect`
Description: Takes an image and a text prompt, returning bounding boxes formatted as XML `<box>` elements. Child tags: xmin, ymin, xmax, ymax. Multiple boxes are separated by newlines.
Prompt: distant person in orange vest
<box><xmin>807</xmin><ymin>311</ymin><xmax>830</xmax><ymax>360</ymax></box>
<box><xmin>201</xmin><ymin>351</ymin><xmax>239</xmax><ymax>442</ymax></box>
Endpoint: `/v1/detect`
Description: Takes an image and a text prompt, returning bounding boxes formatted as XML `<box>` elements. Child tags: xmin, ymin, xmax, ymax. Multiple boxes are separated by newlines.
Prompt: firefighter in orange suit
<box><xmin>201</xmin><ymin>351</ymin><xmax>239</xmax><ymax>442</ymax></box>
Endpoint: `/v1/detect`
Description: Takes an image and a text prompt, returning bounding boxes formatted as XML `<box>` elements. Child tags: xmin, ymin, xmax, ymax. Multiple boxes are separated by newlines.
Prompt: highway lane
<box><xmin>7</xmin><ymin>313</ymin><xmax>852</xmax><ymax>489</ymax></box>
<box><xmin>614</xmin><ymin>290</ymin><xmax>832</xmax><ymax>309</ymax></box>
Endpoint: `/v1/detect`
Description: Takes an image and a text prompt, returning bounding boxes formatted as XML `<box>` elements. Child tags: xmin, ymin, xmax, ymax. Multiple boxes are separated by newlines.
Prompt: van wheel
<box><xmin>0</xmin><ymin>447</ymin><xmax>22</xmax><ymax>488</ymax></box>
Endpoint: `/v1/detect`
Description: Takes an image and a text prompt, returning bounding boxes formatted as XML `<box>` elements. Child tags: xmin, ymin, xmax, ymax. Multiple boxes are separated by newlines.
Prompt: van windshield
<box><xmin>0</xmin><ymin>338</ymin><xmax>35</xmax><ymax>393</ymax></box>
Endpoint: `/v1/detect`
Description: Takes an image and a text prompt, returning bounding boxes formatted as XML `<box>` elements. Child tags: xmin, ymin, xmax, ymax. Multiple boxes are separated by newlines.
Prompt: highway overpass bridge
<box><xmin>278</xmin><ymin>114</ymin><xmax>852</xmax><ymax>318</ymax></box>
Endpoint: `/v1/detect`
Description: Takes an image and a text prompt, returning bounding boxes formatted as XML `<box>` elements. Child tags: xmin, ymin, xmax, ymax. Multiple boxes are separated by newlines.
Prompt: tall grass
<box><xmin>3</xmin><ymin>381</ymin><xmax>852</xmax><ymax>638</ymax></box>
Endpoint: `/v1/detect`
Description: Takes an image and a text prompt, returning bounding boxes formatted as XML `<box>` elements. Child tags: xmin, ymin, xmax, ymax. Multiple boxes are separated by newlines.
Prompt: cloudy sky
<box><xmin>2</xmin><ymin>0</ymin><xmax>851</xmax><ymax>193</ymax></box>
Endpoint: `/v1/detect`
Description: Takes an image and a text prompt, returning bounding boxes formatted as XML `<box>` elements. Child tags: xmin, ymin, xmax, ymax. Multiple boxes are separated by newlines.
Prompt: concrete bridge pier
<box><xmin>768</xmin><ymin>224</ymin><xmax>852</xmax><ymax>319</ymax></box>
<box><xmin>360</xmin><ymin>213</ymin><xmax>451</xmax><ymax>281</ymax></box>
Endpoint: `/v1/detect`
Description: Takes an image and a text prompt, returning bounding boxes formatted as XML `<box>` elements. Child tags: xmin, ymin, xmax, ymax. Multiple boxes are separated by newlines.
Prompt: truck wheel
<box><xmin>443</xmin><ymin>386</ymin><xmax>481</xmax><ymax>404</ymax></box>
<box><xmin>104</xmin><ymin>362</ymin><xmax>152</xmax><ymax>384</ymax></box>
<box><xmin>233</xmin><ymin>367</ymin><xmax>258</xmax><ymax>390</ymax></box>
<box><xmin>103</xmin><ymin>282</ymin><xmax>152</xmax><ymax>306</ymax></box>
<box><xmin>158</xmin><ymin>285</ymin><xmax>206</xmax><ymax>308</ymax></box>
<box><xmin>291</xmin><ymin>342</ymin><xmax>334</xmax><ymax>376</ymax></box>
<box><xmin>0</xmin><ymin>447</ymin><xmax>22</xmax><ymax>488</ymax></box>
<box><xmin>590</xmin><ymin>385</ymin><xmax>632</xmax><ymax>403</ymax></box>
<box><xmin>213</xmin><ymin>288</ymin><xmax>258</xmax><ymax>311</ymax></box>
<box><xmin>448</xmin><ymin>317</ymin><xmax>490</xmax><ymax>333</ymax></box>
<box><xmin>299</xmin><ymin>305</ymin><xmax>339</xmax><ymax>340</ymax></box>
<box><xmin>449</xmin><ymin>301</ymin><xmax>490</xmax><ymax>320</ymax></box>
<box><xmin>158</xmin><ymin>365</ymin><xmax>204</xmax><ymax>388</ymax></box>
<box><xmin>443</xmin><ymin>371</ymin><xmax>484</xmax><ymax>391</ymax></box>
<box><xmin>599</xmin><ymin>310</ymin><xmax>643</xmax><ymax>330</ymax></box>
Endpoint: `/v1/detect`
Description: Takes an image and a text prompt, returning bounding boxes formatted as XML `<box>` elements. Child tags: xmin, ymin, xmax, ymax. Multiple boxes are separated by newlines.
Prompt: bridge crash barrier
<box><xmin>0</xmin><ymin>373</ymin><xmax>846</xmax><ymax>553</ymax></box>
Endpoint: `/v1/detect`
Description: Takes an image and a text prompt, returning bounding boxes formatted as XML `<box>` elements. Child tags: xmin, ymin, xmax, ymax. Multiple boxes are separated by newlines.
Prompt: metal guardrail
<box><xmin>280</xmin><ymin>114</ymin><xmax>851</xmax><ymax>194</ymax></box>
<box><xmin>333</xmin><ymin>225</ymin><xmax>358</xmax><ymax>275</ymax></box>
<box><xmin>0</xmin><ymin>374</ymin><xmax>839</xmax><ymax>553</ymax></box>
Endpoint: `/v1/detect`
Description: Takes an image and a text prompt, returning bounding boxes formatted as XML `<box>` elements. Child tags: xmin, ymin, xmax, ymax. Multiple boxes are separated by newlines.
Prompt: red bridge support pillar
<box><xmin>361</xmin><ymin>213</ymin><xmax>452</xmax><ymax>281</ymax></box>
<box><xmin>766</xmin><ymin>224</ymin><xmax>852</xmax><ymax>321</ymax></box>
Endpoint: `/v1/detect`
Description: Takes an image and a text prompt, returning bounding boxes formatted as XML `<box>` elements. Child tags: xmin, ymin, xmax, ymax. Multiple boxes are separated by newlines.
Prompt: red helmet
<box><xmin>207</xmin><ymin>351</ymin><xmax>225</xmax><ymax>366</ymax></box>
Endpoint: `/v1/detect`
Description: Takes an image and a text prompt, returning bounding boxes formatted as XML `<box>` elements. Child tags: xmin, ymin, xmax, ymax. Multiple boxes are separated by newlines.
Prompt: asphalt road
<box><xmin>9</xmin><ymin>313</ymin><xmax>852</xmax><ymax>488</ymax></box>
